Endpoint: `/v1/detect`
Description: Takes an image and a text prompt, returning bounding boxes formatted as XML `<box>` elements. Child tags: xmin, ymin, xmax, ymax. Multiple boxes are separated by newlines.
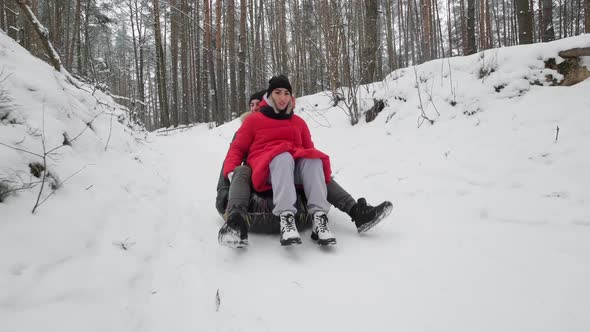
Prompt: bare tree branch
<box><xmin>32</xmin><ymin>104</ymin><xmax>48</xmax><ymax>214</ymax></box>
<box><xmin>0</xmin><ymin>142</ymin><xmax>43</xmax><ymax>158</ymax></box>
<box><xmin>35</xmin><ymin>165</ymin><xmax>90</xmax><ymax>208</ymax></box>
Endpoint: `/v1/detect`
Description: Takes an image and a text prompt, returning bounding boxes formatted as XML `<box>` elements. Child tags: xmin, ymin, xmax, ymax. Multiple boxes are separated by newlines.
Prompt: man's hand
<box><xmin>215</xmin><ymin>187</ymin><xmax>229</xmax><ymax>215</ymax></box>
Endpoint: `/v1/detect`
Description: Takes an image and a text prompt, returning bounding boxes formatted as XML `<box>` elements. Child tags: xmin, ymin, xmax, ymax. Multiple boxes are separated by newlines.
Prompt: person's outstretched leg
<box><xmin>218</xmin><ymin>165</ymin><xmax>252</xmax><ymax>248</ymax></box>
<box><xmin>327</xmin><ymin>178</ymin><xmax>393</xmax><ymax>233</ymax></box>
<box><xmin>295</xmin><ymin>158</ymin><xmax>335</xmax><ymax>245</ymax></box>
<box><xmin>326</xmin><ymin>179</ymin><xmax>356</xmax><ymax>214</ymax></box>
<box><xmin>226</xmin><ymin>165</ymin><xmax>252</xmax><ymax>216</ymax></box>
<box><xmin>269</xmin><ymin>152</ymin><xmax>301</xmax><ymax>245</ymax></box>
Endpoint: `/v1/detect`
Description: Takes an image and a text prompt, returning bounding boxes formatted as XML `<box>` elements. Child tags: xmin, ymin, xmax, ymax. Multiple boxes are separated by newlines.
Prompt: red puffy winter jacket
<box><xmin>222</xmin><ymin>106</ymin><xmax>331</xmax><ymax>192</ymax></box>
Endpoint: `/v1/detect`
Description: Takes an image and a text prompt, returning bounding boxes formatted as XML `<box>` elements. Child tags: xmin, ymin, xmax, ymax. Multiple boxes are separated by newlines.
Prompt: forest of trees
<box><xmin>1</xmin><ymin>0</ymin><xmax>589</xmax><ymax>129</ymax></box>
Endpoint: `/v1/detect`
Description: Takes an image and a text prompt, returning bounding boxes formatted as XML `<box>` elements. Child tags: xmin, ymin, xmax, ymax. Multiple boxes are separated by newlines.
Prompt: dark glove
<box><xmin>215</xmin><ymin>187</ymin><xmax>229</xmax><ymax>215</ymax></box>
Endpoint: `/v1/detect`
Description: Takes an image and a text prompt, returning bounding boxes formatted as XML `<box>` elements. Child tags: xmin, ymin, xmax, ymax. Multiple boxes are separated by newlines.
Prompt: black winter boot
<box><xmin>218</xmin><ymin>206</ymin><xmax>249</xmax><ymax>248</ymax></box>
<box><xmin>349</xmin><ymin>198</ymin><xmax>393</xmax><ymax>233</ymax></box>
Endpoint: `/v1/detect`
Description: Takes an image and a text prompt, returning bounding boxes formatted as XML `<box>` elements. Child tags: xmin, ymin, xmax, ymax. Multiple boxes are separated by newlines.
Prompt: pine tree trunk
<box><xmin>466</xmin><ymin>0</ymin><xmax>476</xmax><ymax>54</ymax></box>
<box><xmin>238</xmin><ymin>0</ymin><xmax>247</xmax><ymax>112</ymax></box>
<box><xmin>517</xmin><ymin>0</ymin><xmax>533</xmax><ymax>44</ymax></box>
<box><xmin>460</xmin><ymin>0</ymin><xmax>468</xmax><ymax>54</ymax></box>
<box><xmin>187</xmin><ymin>8</ymin><xmax>196</xmax><ymax>123</ymax></box>
<box><xmin>215</xmin><ymin>0</ymin><xmax>224</xmax><ymax>125</ymax></box>
<box><xmin>180</xmin><ymin>0</ymin><xmax>190</xmax><ymax>124</ymax></box>
<box><xmin>303</xmin><ymin>0</ymin><xmax>317</xmax><ymax>93</ymax></box>
<box><xmin>193</xmin><ymin>0</ymin><xmax>203</xmax><ymax>122</ymax></box>
<box><xmin>398</xmin><ymin>0</ymin><xmax>406</xmax><ymax>67</ymax></box>
<box><xmin>247</xmin><ymin>0</ymin><xmax>256</xmax><ymax>92</ymax></box>
<box><xmin>538</xmin><ymin>0</ymin><xmax>543</xmax><ymax>39</ymax></box>
<box><xmin>253</xmin><ymin>0</ymin><xmax>261</xmax><ymax>87</ymax></box>
<box><xmin>129</xmin><ymin>0</ymin><xmax>146</xmax><ymax>123</ymax></box>
<box><xmin>81</xmin><ymin>0</ymin><xmax>91</xmax><ymax>76</ymax></box>
<box><xmin>576</xmin><ymin>0</ymin><xmax>582</xmax><ymax>35</ymax></box>
<box><xmin>407</xmin><ymin>0</ymin><xmax>415</xmax><ymax>63</ymax></box>
<box><xmin>48</xmin><ymin>0</ymin><xmax>56</xmax><ymax>49</ymax></box>
<box><xmin>266</xmin><ymin>2</ymin><xmax>278</xmax><ymax>73</ymax></box>
<box><xmin>0</xmin><ymin>0</ymin><xmax>5</xmax><ymax>32</ymax></box>
<box><xmin>413</xmin><ymin>0</ymin><xmax>424</xmax><ymax>62</ymax></box>
<box><xmin>530</xmin><ymin>0</ymin><xmax>536</xmax><ymax>41</ymax></box>
<box><xmin>278</xmin><ymin>0</ymin><xmax>288</xmax><ymax>75</ymax></box>
<box><xmin>170</xmin><ymin>0</ymin><xmax>179</xmax><ymax>126</ymax></box>
<box><xmin>447</xmin><ymin>0</ymin><xmax>453</xmax><ymax>56</ymax></box>
<box><xmin>227</xmin><ymin>0</ymin><xmax>238</xmax><ymax>117</ymax></box>
<box><xmin>567</xmin><ymin>0</ymin><xmax>572</xmax><ymax>37</ymax></box>
<box><xmin>138</xmin><ymin>0</ymin><xmax>146</xmax><ymax>124</ymax></box>
<box><xmin>320</xmin><ymin>0</ymin><xmax>338</xmax><ymax>95</ymax></box>
<box><xmin>259</xmin><ymin>0</ymin><xmax>266</xmax><ymax>86</ymax></box>
<box><xmin>340</xmin><ymin>4</ymin><xmax>351</xmax><ymax>86</ymax></box>
<box><xmin>205</xmin><ymin>0</ymin><xmax>217</xmax><ymax>123</ymax></box>
<box><xmin>501</xmin><ymin>0</ymin><xmax>507</xmax><ymax>45</ymax></box>
<box><xmin>291</xmin><ymin>0</ymin><xmax>302</xmax><ymax>93</ymax></box>
<box><xmin>385</xmin><ymin>0</ymin><xmax>396</xmax><ymax>71</ymax></box>
<box><xmin>422</xmin><ymin>0</ymin><xmax>432</xmax><ymax>61</ymax></box>
<box><xmin>434</xmin><ymin>0</ymin><xmax>445</xmax><ymax>57</ymax></box>
<box><xmin>479</xmin><ymin>0</ymin><xmax>486</xmax><ymax>49</ymax></box>
<box><xmin>153</xmin><ymin>0</ymin><xmax>170</xmax><ymax>128</ymax></box>
<box><xmin>362</xmin><ymin>0</ymin><xmax>378</xmax><ymax>83</ymax></box>
<box><xmin>66</xmin><ymin>0</ymin><xmax>81</xmax><ymax>71</ymax></box>
<box><xmin>542</xmin><ymin>0</ymin><xmax>555</xmax><ymax>40</ymax></box>
<box><xmin>485</xmin><ymin>0</ymin><xmax>493</xmax><ymax>47</ymax></box>
<box><xmin>376</xmin><ymin>10</ymin><xmax>383</xmax><ymax>80</ymax></box>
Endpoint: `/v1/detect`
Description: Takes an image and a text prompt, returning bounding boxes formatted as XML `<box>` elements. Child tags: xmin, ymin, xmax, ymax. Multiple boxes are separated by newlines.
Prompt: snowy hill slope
<box><xmin>0</xmin><ymin>31</ymin><xmax>145</xmax><ymax>205</ymax></box>
<box><xmin>2</xmin><ymin>34</ymin><xmax>590</xmax><ymax>332</ymax></box>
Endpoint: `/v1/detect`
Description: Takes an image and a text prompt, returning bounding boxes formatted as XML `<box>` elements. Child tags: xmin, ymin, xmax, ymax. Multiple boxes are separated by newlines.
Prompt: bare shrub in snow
<box><xmin>0</xmin><ymin>70</ymin><xmax>17</xmax><ymax>123</ymax></box>
<box><xmin>478</xmin><ymin>50</ymin><xmax>499</xmax><ymax>80</ymax></box>
<box><xmin>413</xmin><ymin>66</ymin><xmax>436</xmax><ymax>128</ymax></box>
<box><xmin>0</xmin><ymin>170</ymin><xmax>36</xmax><ymax>203</ymax></box>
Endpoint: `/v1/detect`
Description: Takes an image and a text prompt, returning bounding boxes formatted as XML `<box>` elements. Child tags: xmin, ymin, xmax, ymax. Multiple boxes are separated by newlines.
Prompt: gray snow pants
<box><xmin>268</xmin><ymin>152</ymin><xmax>330</xmax><ymax>216</ymax></box>
<box><xmin>217</xmin><ymin>162</ymin><xmax>356</xmax><ymax>216</ymax></box>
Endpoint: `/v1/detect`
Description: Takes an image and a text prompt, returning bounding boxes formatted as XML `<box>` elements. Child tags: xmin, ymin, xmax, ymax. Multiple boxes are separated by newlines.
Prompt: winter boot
<box><xmin>310</xmin><ymin>211</ymin><xmax>336</xmax><ymax>246</ymax></box>
<box><xmin>279</xmin><ymin>211</ymin><xmax>302</xmax><ymax>246</ymax></box>
<box><xmin>218</xmin><ymin>206</ymin><xmax>249</xmax><ymax>248</ymax></box>
<box><xmin>349</xmin><ymin>198</ymin><xmax>393</xmax><ymax>233</ymax></box>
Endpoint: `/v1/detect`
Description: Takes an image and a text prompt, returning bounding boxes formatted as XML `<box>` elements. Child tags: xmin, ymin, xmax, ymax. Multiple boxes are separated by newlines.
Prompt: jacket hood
<box><xmin>239</xmin><ymin>111</ymin><xmax>253</xmax><ymax>123</ymax></box>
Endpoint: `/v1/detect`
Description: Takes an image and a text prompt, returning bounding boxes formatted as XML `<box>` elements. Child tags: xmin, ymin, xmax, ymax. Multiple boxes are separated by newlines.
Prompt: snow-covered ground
<box><xmin>1</xmin><ymin>32</ymin><xmax>590</xmax><ymax>331</ymax></box>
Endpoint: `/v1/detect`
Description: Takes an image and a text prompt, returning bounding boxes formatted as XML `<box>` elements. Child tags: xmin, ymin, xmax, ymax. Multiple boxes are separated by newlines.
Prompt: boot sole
<box><xmin>357</xmin><ymin>202</ymin><xmax>393</xmax><ymax>233</ymax></box>
<box><xmin>280</xmin><ymin>237</ymin><xmax>302</xmax><ymax>246</ymax></box>
<box><xmin>218</xmin><ymin>225</ymin><xmax>248</xmax><ymax>248</ymax></box>
<box><xmin>317</xmin><ymin>238</ymin><xmax>337</xmax><ymax>246</ymax></box>
<box><xmin>219</xmin><ymin>238</ymin><xmax>249</xmax><ymax>248</ymax></box>
<box><xmin>311</xmin><ymin>232</ymin><xmax>337</xmax><ymax>246</ymax></box>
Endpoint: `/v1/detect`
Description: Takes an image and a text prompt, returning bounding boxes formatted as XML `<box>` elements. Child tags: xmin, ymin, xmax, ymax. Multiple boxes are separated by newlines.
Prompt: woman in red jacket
<box><xmin>221</xmin><ymin>75</ymin><xmax>335</xmax><ymax>246</ymax></box>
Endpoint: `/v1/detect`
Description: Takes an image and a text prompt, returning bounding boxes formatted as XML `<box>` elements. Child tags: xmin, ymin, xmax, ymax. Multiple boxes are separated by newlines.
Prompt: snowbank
<box><xmin>0</xmin><ymin>31</ymin><xmax>145</xmax><ymax>206</ymax></box>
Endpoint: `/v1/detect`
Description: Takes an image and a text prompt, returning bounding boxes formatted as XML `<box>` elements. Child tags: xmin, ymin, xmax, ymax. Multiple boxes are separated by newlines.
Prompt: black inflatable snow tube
<box><xmin>220</xmin><ymin>190</ymin><xmax>312</xmax><ymax>234</ymax></box>
<box><xmin>246</xmin><ymin>190</ymin><xmax>312</xmax><ymax>233</ymax></box>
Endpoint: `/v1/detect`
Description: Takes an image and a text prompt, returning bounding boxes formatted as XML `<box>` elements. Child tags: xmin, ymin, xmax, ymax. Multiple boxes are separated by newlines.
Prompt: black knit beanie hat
<box><xmin>266</xmin><ymin>75</ymin><xmax>292</xmax><ymax>96</ymax></box>
<box><xmin>249</xmin><ymin>90</ymin><xmax>266</xmax><ymax>103</ymax></box>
